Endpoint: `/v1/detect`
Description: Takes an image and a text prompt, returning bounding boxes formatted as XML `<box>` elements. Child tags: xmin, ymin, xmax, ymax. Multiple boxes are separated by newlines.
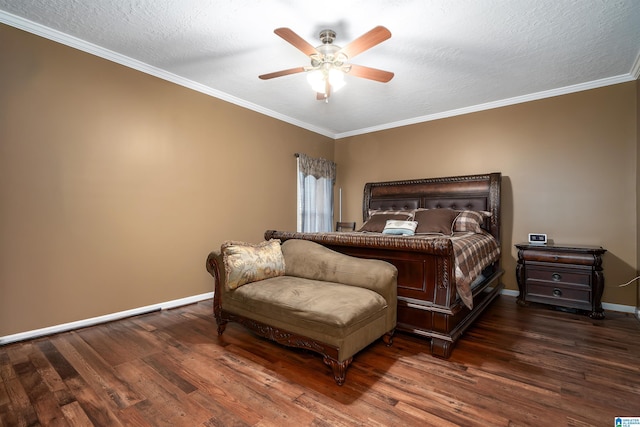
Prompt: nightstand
<box><xmin>515</xmin><ymin>243</ymin><xmax>606</xmax><ymax>319</ymax></box>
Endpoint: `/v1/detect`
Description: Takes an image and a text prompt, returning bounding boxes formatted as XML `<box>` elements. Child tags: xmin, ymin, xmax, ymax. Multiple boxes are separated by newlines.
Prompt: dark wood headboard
<box><xmin>363</xmin><ymin>172</ymin><xmax>502</xmax><ymax>241</ymax></box>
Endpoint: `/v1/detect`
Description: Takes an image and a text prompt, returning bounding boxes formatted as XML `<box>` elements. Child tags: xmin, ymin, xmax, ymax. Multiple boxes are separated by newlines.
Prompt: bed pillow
<box><xmin>413</xmin><ymin>208</ymin><xmax>459</xmax><ymax>235</ymax></box>
<box><xmin>221</xmin><ymin>239</ymin><xmax>285</xmax><ymax>290</ymax></box>
<box><xmin>359</xmin><ymin>211</ymin><xmax>413</xmax><ymax>233</ymax></box>
<box><xmin>453</xmin><ymin>210</ymin><xmax>491</xmax><ymax>233</ymax></box>
<box><xmin>382</xmin><ymin>220</ymin><xmax>418</xmax><ymax>236</ymax></box>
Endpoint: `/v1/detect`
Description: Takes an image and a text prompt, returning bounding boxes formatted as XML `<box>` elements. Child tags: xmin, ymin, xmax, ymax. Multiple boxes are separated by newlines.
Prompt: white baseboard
<box><xmin>603</xmin><ymin>301</ymin><xmax>638</xmax><ymax>315</ymax></box>
<box><xmin>500</xmin><ymin>289</ymin><xmax>519</xmax><ymax>297</ymax></box>
<box><xmin>499</xmin><ymin>289</ymin><xmax>637</xmax><ymax>314</ymax></box>
<box><xmin>0</xmin><ymin>292</ymin><xmax>214</xmax><ymax>346</ymax></box>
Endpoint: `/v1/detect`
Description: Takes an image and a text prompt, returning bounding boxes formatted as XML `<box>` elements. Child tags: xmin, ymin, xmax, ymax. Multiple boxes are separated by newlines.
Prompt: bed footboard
<box><xmin>318</xmin><ymin>242</ymin><xmax>504</xmax><ymax>359</ymax></box>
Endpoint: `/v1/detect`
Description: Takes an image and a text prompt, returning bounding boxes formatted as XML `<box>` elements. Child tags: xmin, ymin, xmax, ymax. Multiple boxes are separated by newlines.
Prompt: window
<box><xmin>296</xmin><ymin>154</ymin><xmax>336</xmax><ymax>232</ymax></box>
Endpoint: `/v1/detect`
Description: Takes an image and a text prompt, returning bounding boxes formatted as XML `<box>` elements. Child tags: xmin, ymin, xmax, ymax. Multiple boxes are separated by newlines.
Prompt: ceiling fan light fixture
<box><xmin>306</xmin><ymin>69</ymin><xmax>326</xmax><ymax>93</ymax></box>
<box><xmin>328</xmin><ymin>68</ymin><xmax>345</xmax><ymax>92</ymax></box>
<box><xmin>260</xmin><ymin>26</ymin><xmax>392</xmax><ymax>100</ymax></box>
<box><xmin>306</xmin><ymin>68</ymin><xmax>345</xmax><ymax>94</ymax></box>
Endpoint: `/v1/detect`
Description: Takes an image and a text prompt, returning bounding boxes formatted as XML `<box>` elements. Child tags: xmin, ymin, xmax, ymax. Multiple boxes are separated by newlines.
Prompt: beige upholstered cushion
<box><xmin>281</xmin><ymin>239</ymin><xmax>397</xmax><ymax>298</ymax></box>
<box><xmin>221</xmin><ymin>239</ymin><xmax>285</xmax><ymax>290</ymax></box>
<box><xmin>228</xmin><ymin>276</ymin><xmax>387</xmax><ymax>335</ymax></box>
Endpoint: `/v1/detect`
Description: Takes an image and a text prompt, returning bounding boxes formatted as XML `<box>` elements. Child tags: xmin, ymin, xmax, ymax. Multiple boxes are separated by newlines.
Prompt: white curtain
<box><xmin>296</xmin><ymin>153</ymin><xmax>336</xmax><ymax>232</ymax></box>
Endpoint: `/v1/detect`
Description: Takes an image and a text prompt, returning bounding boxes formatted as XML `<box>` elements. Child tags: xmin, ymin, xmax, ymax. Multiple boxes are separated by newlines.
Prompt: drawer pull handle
<box><xmin>552</xmin><ymin>273</ymin><xmax>562</xmax><ymax>281</ymax></box>
<box><xmin>553</xmin><ymin>288</ymin><xmax>562</xmax><ymax>297</ymax></box>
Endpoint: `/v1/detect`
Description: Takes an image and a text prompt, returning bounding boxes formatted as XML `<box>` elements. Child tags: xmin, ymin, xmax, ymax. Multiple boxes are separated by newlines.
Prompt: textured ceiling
<box><xmin>1</xmin><ymin>0</ymin><xmax>639</xmax><ymax>138</ymax></box>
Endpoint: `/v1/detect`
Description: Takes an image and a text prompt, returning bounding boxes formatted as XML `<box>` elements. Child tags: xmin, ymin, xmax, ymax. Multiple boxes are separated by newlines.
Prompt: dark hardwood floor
<box><xmin>1</xmin><ymin>295</ymin><xmax>639</xmax><ymax>426</ymax></box>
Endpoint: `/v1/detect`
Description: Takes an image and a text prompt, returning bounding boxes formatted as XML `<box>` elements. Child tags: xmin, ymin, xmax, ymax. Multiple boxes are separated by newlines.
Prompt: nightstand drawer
<box><xmin>525</xmin><ymin>267</ymin><xmax>591</xmax><ymax>287</ymax></box>
<box><xmin>526</xmin><ymin>282</ymin><xmax>591</xmax><ymax>306</ymax></box>
<box><xmin>520</xmin><ymin>250</ymin><xmax>594</xmax><ymax>266</ymax></box>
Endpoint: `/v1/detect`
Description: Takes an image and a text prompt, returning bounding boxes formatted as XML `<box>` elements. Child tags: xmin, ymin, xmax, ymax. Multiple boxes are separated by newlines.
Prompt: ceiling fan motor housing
<box><xmin>311</xmin><ymin>30</ymin><xmax>348</xmax><ymax>69</ymax></box>
<box><xmin>319</xmin><ymin>29</ymin><xmax>336</xmax><ymax>45</ymax></box>
<box><xmin>311</xmin><ymin>44</ymin><xmax>345</xmax><ymax>68</ymax></box>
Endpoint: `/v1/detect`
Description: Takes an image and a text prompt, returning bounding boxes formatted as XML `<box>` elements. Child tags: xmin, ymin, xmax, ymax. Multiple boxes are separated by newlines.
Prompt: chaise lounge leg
<box><xmin>383</xmin><ymin>329</ymin><xmax>395</xmax><ymax>346</ymax></box>
<box><xmin>216</xmin><ymin>319</ymin><xmax>228</xmax><ymax>336</ymax></box>
<box><xmin>323</xmin><ymin>356</ymin><xmax>353</xmax><ymax>386</ymax></box>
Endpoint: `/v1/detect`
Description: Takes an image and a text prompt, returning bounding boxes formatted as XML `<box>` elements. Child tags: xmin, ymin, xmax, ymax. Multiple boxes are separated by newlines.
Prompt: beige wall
<box><xmin>1</xmin><ymin>23</ymin><xmax>638</xmax><ymax>337</ymax></box>
<box><xmin>0</xmin><ymin>24</ymin><xmax>333</xmax><ymax>336</ymax></box>
<box><xmin>335</xmin><ymin>82</ymin><xmax>638</xmax><ymax>306</ymax></box>
<box><xmin>637</xmin><ymin>79</ymin><xmax>640</xmax><ymax>311</ymax></box>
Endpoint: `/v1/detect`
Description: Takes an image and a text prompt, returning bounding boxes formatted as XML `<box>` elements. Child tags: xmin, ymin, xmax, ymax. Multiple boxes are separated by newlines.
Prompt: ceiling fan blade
<box><xmin>337</xmin><ymin>26</ymin><xmax>391</xmax><ymax>59</ymax></box>
<box><xmin>274</xmin><ymin>28</ymin><xmax>319</xmax><ymax>57</ymax></box>
<box><xmin>259</xmin><ymin>67</ymin><xmax>306</xmax><ymax>80</ymax></box>
<box><xmin>348</xmin><ymin>64</ymin><xmax>394</xmax><ymax>82</ymax></box>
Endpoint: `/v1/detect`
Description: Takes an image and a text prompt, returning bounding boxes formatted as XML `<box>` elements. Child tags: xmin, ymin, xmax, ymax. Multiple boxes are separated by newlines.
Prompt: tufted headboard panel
<box><xmin>363</xmin><ymin>172</ymin><xmax>502</xmax><ymax>241</ymax></box>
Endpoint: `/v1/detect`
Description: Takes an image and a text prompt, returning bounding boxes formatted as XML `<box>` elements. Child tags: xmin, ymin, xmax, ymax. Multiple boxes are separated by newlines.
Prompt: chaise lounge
<box><xmin>206</xmin><ymin>238</ymin><xmax>398</xmax><ymax>385</ymax></box>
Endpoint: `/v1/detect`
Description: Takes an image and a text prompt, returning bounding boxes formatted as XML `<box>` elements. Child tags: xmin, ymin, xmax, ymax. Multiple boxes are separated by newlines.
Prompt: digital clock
<box><xmin>528</xmin><ymin>233</ymin><xmax>547</xmax><ymax>245</ymax></box>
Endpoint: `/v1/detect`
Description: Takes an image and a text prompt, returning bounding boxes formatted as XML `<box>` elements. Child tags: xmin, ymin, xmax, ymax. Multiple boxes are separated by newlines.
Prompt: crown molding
<box><xmin>335</xmin><ymin>73</ymin><xmax>637</xmax><ymax>139</ymax></box>
<box><xmin>0</xmin><ymin>11</ymin><xmax>335</xmax><ymax>139</ymax></box>
<box><xmin>2</xmin><ymin>10</ymin><xmax>637</xmax><ymax>141</ymax></box>
<box><xmin>630</xmin><ymin>51</ymin><xmax>640</xmax><ymax>80</ymax></box>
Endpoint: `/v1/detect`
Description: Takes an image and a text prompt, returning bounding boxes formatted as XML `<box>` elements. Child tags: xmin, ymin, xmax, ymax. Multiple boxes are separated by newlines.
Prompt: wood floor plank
<box><xmin>116</xmin><ymin>405</ymin><xmax>156</xmax><ymax>427</ymax></box>
<box><xmin>164</xmin><ymin>349</ymin><xmax>305</xmax><ymax>425</ymax></box>
<box><xmin>1</xmin><ymin>377</ymin><xmax>37</xmax><ymax>426</ymax></box>
<box><xmin>368</xmin><ymin>367</ymin><xmax>513</xmax><ymax>426</ymax></box>
<box><xmin>116</xmin><ymin>358</ymin><xmax>213</xmax><ymax>427</ymax></box>
<box><xmin>0</xmin><ymin>352</ymin><xmax>38</xmax><ymax>425</ymax></box>
<box><xmin>141</xmin><ymin>352</ymin><xmax>198</xmax><ymax>394</ymax></box>
<box><xmin>291</xmin><ymin>392</ymin><xmax>378</xmax><ymax>427</ymax></box>
<box><xmin>59</xmin><ymin>401</ymin><xmax>94</xmax><ymax>427</ymax></box>
<box><xmin>74</xmin><ymin>324</ymin><xmax>143</xmax><ymax>367</ymax></box>
<box><xmin>190</xmin><ymin>389</ymin><xmax>253</xmax><ymax>427</ymax></box>
<box><xmin>393</xmin><ymin>400</ymin><xmax>462</xmax><ymax>427</ymax></box>
<box><xmin>1</xmin><ymin>296</ymin><xmax>640</xmax><ymax>426</ymax></box>
<box><xmin>50</xmin><ymin>332</ymin><xmax>144</xmax><ymax>410</ymax></box>
<box><xmin>14</xmin><ymin>356</ymin><xmax>67</xmax><ymax>426</ymax></box>
<box><xmin>63</xmin><ymin>375</ymin><xmax>125</xmax><ymax>427</ymax></box>
<box><xmin>204</xmin><ymin>348</ymin><xmax>308</xmax><ymax>405</ymax></box>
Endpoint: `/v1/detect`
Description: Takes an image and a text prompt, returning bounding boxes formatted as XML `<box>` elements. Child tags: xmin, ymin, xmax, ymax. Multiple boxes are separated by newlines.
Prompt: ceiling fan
<box><xmin>259</xmin><ymin>26</ymin><xmax>394</xmax><ymax>102</ymax></box>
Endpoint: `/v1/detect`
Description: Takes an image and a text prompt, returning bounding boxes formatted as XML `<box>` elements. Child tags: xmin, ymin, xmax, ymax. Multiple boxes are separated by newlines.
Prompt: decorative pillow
<box><xmin>413</xmin><ymin>208</ymin><xmax>459</xmax><ymax>235</ymax></box>
<box><xmin>453</xmin><ymin>210</ymin><xmax>490</xmax><ymax>233</ymax></box>
<box><xmin>382</xmin><ymin>220</ymin><xmax>418</xmax><ymax>236</ymax></box>
<box><xmin>221</xmin><ymin>239</ymin><xmax>285</xmax><ymax>290</ymax></box>
<box><xmin>359</xmin><ymin>211</ymin><xmax>413</xmax><ymax>233</ymax></box>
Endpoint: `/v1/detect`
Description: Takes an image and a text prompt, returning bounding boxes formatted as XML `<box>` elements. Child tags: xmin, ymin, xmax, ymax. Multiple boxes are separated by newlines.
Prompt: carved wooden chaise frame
<box><xmin>206</xmin><ymin>251</ymin><xmax>395</xmax><ymax>385</ymax></box>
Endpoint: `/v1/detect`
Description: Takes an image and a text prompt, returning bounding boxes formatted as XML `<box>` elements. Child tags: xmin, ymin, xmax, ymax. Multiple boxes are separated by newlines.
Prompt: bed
<box><xmin>265</xmin><ymin>172</ymin><xmax>504</xmax><ymax>358</ymax></box>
